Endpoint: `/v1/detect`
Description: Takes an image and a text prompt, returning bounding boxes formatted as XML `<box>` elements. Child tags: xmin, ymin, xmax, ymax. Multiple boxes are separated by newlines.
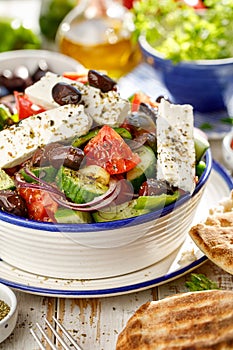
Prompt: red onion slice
<box><xmin>16</xmin><ymin>167</ymin><xmax>120</xmax><ymax>212</ymax></box>
<box><xmin>50</xmin><ymin>180</ymin><xmax>120</xmax><ymax>212</ymax></box>
<box><xmin>16</xmin><ymin>167</ymin><xmax>64</xmax><ymax>196</ymax></box>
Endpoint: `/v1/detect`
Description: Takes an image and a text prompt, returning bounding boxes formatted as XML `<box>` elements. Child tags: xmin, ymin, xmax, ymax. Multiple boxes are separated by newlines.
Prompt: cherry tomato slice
<box><xmin>84</xmin><ymin>125</ymin><xmax>141</xmax><ymax>175</ymax></box>
<box><xmin>14</xmin><ymin>91</ymin><xmax>46</xmax><ymax>120</ymax></box>
<box><xmin>18</xmin><ymin>188</ymin><xmax>58</xmax><ymax>222</ymax></box>
<box><xmin>62</xmin><ymin>71</ymin><xmax>88</xmax><ymax>84</ymax></box>
<box><xmin>131</xmin><ymin>91</ymin><xmax>158</xmax><ymax>112</ymax></box>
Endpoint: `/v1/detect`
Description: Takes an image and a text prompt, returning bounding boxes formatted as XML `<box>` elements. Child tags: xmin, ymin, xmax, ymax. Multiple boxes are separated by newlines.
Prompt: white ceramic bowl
<box><xmin>0</xmin><ymin>49</ymin><xmax>84</xmax><ymax>75</ymax></box>
<box><xmin>0</xmin><ymin>150</ymin><xmax>212</xmax><ymax>279</ymax></box>
<box><xmin>222</xmin><ymin>131</ymin><xmax>233</xmax><ymax>172</ymax></box>
<box><xmin>0</xmin><ymin>49</ymin><xmax>212</xmax><ymax>280</ymax></box>
<box><xmin>0</xmin><ymin>283</ymin><xmax>18</xmax><ymax>344</ymax></box>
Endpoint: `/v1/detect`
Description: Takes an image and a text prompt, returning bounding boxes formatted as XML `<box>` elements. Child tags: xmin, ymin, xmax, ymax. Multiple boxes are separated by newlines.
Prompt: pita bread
<box><xmin>189</xmin><ymin>190</ymin><xmax>233</xmax><ymax>275</ymax></box>
<box><xmin>116</xmin><ymin>290</ymin><xmax>233</xmax><ymax>350</ymax></box>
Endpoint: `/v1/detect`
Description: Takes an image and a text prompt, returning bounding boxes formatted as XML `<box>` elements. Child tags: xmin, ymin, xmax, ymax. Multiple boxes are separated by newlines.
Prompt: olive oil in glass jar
<box><xmin>56</xmin><ymin>0</ymin><xmax>141</xmax><ymax>79</ymax></box>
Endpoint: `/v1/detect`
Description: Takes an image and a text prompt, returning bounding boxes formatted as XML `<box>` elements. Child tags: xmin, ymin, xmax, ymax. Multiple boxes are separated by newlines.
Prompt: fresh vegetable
<box><xmin>134</xmin><ymin>191</ymin><xmax>180</xmax><ymax>210</ymax></box>
<box><xmin>131</xmin><ymin>91</ymin><xmax>158</xmax><ymax>112</ymax></box>
<box><xmin>132</xmin><ymin>0</ymin><xmax>233</xmax><ymax>62</ymax></box>
<box><xmin>84</xmin><ymin>125</ymin><xmax>141</xmax><ymax>175</ymax></box>
<box><xmin>18</xmin><ymin>188</ymin><xmax>58</xmax><ymax>222</ymax></box>
<box><xmin>57</xmin><ymin>166</ymin><xmax>109</xmax><ymax>204</ymax></box>
<box><xmin>54</xmin><ymin>208</ymin><xmax>92</xmax><ymax>223</ymax></box>
<box><xmin>126</xmin><ymin>145</ymin><xmax>156</xmax><ymax>192</ymax></box>
<box><xmin>62</xmin><ymin>71</ymin><xmax>89</xmax><ymax>84</ymax></box>
<box><xmin>14</xmin><ymin>92</ymin><xmax>46</xmax><ymax>120</ymax></box>
<box><xmin>0</xmin><ymin>104</ymin><xmax>18</xmax><ymax>130</ymax></box>
<box><xmin>92</xmin><ymin>199</ymin><xmax>151</xmax><ymax>222</ymax></box>
<box><xmin>20</xmin><ymin>166</ymin><xmax>58</xmax><ymax>183</ymax></box>
<box><xmin>194</xmin><ymin>129</ymin><xmax>210</xmax><ymax>163</ymax></box>
<box><xmin>185</xmin><ymin>273</ymin><xmax>219</xmax><ymax>291</ymax></box>
<box><xmin>196</xmin><ymin>160</ymin><xmax>207</xmax><ymax>178</ymax></box>
<box><xmin>0</xmin><ymin>18</ymin><xmax>41</xmax><ymax>52</ymax></box>
<box><xmin>0</xmin><ymin>169</ymin><xmax>15</xmax><ymax>190</ymax></box>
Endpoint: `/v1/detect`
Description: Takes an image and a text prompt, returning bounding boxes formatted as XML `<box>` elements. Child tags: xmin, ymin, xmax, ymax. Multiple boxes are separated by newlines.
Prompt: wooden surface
<box><xmin>1</xmin><ymin>261</ymin><xmax>233</xmax><ymax>350</ymax></box>
<box><xmin>1</xmin><ymin>139</ymin><xmax>233</xmax><ymax>350</ymax></box>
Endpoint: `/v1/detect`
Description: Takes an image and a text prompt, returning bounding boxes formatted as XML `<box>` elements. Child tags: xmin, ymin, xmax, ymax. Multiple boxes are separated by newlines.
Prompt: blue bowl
<box><xmin>139</xmin><ymin>36</ymin><xmax>233</xmax><ymax>113</ymax></box>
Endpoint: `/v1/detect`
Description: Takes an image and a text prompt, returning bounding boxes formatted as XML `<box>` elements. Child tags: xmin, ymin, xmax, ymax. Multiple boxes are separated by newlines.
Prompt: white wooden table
<box><xmin>1</xmin><ymin>140</ymin><xmax>233</xmax><ymax>350</ymax></box>
<box><xmin>2</xmin><ymin>257</ymin><xmax>233</xmax><ymax>350</ymax></box>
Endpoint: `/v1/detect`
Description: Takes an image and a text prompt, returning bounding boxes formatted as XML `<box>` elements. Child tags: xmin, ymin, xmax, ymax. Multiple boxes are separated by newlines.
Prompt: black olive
<box><xmin>0</xmin><ymin>69</ymin><xmax>27</xmax><ymax>93</ymax></box>
<box><xmin>88</xmin><ymin>70</ymin><xmax>117</xmax><ymax>93</ymax></box>
<box><xmin>0</xmin><ymin>190</ymin><xmax>28</xmax><ymax>217</ymax></box>
<box><xmin>32</xmin><ymin>60</ymin><xmax>50</xmax><ymax>82</ymax></box>
<box><xmin>48</xmin><ymin>145</ymin><xmax>85</xmax><ymax>170</ymax></box>
<box><xmin>139</xmin><ymin>179</ymin><xmax>176</xmax><ymax>196</ymax></box>
<box><xmin>52</xmin><ymin>82</ymin><xmax>82</xmax><ymax>106</ymax></box>
<box><xmin>138</xmin><ymin>102</ymin><xmax>158</xmax><ymax>122</ymax></box>
<box><xmin>156</xmin><ymin>95</ymin><xmax>171</xmax><ymax>103</ymax></box>
<box><xmin>31</xmin><ymin>142</ymin><xmax>64</xmax><ymax>167</ymax></box>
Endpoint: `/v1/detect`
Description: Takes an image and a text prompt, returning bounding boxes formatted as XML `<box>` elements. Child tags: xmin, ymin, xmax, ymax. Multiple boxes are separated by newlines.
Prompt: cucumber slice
<box><xmin>54</xmin><ymin>208</ymin><xmax>92</xmax><ymax>224</ymax></box>
<box><xmin>0</xmin><ymin>169</ymin><xmax>15</xmax><ymax>190</ymax></box>
<box><xmin>126</xmin><ymin>145</ymin><xmax>156</xmax><ymax>192</ymax></box>
<box><xmin>78</xmin><ymin>165</ymin><xmax>110</xmax><ymax>185</ymax></box>
<box><xmin>57</xmin><ymin>166</ymin><xmax>108</xmax><ymax>204</ymax></box>
<box><xmin>194</xmin><ymin>129</ymin><xmax>210</xmax><ymax>163</ymax></box>
<box><xmin>20</xmin><ymin>166</ymin><xmax>58</xmax><ymax>183</ymax></box>
<box><xmin>134</xmin><ymin>191</ymin><xmax>180</xmax><ymax>210</ymax></box>
<box><xmin>92</xmin><ymin>199</ymin><xmax>150</xmax><ymax>222</ymax></box>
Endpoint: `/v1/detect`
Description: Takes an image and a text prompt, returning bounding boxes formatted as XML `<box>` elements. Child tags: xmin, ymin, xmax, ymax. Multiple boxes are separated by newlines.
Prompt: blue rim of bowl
<box><xmin>138</xmin><ymin>35</ymin><xmax>233</xmax><ymax>66</ymax></box>
<box><xmin>0</xmin><ymin>149</ymin><xmax>212</xmax><ymax>232</ymax></box>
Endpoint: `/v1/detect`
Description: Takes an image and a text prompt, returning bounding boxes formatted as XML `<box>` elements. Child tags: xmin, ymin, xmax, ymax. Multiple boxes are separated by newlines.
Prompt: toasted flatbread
<box><xmin>116</xmin><ymin>290</ymin><xmax>233</xmax><ymax>350</ymax></box>
<box><xmin>189</xmin><ymin>190</ymin><xmax>233</xmax><ymax>275</ymax></box>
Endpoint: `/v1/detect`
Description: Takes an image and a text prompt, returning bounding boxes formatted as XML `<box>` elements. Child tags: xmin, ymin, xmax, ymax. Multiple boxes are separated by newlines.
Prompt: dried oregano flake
<box><xmin>0</xmin><ymin>299</ymin><xmax>10</xmax><ymax>321</ymax></box>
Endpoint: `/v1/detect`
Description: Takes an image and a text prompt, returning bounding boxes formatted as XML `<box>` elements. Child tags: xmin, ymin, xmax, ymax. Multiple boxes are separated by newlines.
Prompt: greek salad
<box><xmin>0</xmin><ymin>69</ymin><xmax>210</xmax><ymax>223</ymax></box>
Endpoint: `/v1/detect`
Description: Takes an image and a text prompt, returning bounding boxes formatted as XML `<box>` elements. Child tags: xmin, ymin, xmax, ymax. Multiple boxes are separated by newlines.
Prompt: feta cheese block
<box><xmin>0</xmin><ymin>104</ymin><xmax>92</xmax><ymax>168</ymax></box>
<box><xmin>157</xmin><ymin>99</ymin><xmax>196</xmax><ymax>194</ymax></box>
<box><xmin>95</xmin><ymin>90</ymin><xmax>130</xmax><ymax>127</ymax></box>
<box><xmin>25</xmin><ymin>72</ymin><xmax>130</xmax><ymax>127</ymax></box>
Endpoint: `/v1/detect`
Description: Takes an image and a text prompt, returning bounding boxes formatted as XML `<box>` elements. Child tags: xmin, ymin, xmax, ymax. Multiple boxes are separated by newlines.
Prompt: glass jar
<box><xmin>56</xmin><ymin>0</ymin><xmax>141</xmax><ymax>79</ymax></box>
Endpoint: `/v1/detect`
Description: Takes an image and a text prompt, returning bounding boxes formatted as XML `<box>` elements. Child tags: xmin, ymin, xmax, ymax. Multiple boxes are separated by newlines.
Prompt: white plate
<box><xmin>0</xmin><ymin>161</ymin><xmax>232</xmax><ymax>298</ymax></box>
